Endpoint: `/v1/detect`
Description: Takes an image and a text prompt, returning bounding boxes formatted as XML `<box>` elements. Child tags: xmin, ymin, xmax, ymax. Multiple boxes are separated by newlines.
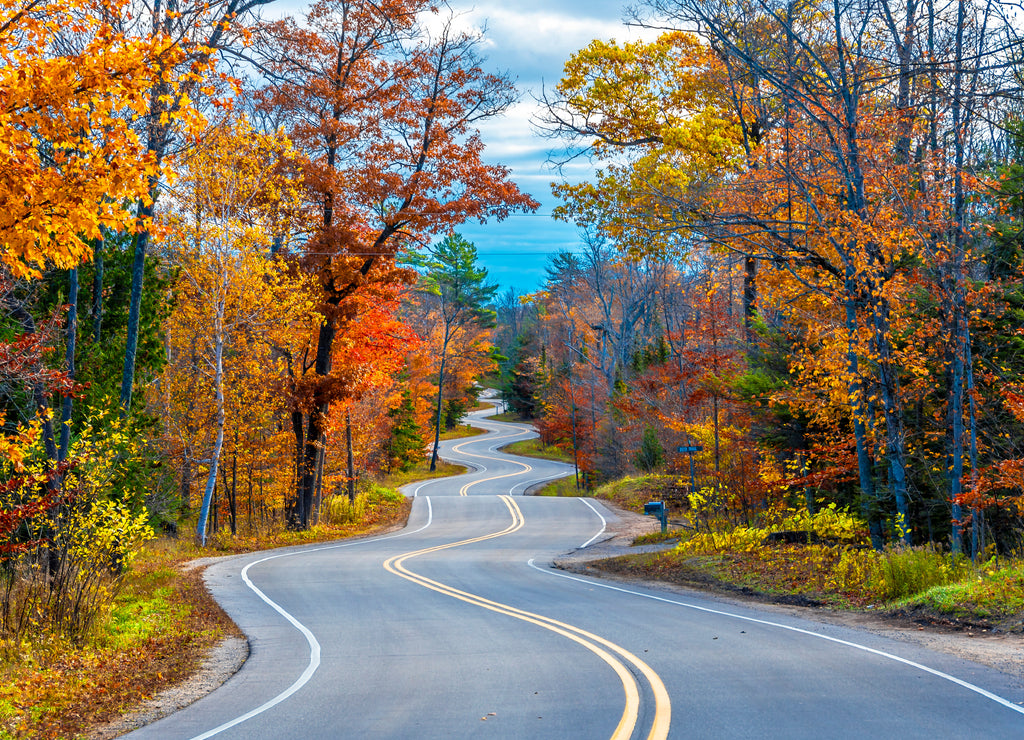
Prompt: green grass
<box><xmin>895</xmin><ymin>561</ymin><xmax>1024</xmax><ymax>623</ymax></box>
<box><xmin>501</xmin><ymin>438</ymin><xmax>573</xmax><ymax>463</ymax></box>
<box><xmin>487</xmin><ymin>410</ymin><xmax>524</xmax><ymax>422</ymax></box>
<box><xmin>874</xmin><ymin>545</ymin><xmax>974</xmax><ymax>600</ymax></box>
<box><xmin>589</xmin><ymin>474</ymin><xmax>682</xmax><ymax>512</ymax></box>
<box><xmin>102</xmin><ymin>573</ymin><xmax>179</xmax><ymax>649</ymax></box>
<box><xmin>533</xmin><ymin>472</ymin><xmax>681</xmax><ymax>506</ymax></box>
<box><xmin>439</xmin><ymin>424</ymin><xmax>486</xmax><ymax>441</ymax></box>
<box><xmin>535</xmin><ymin>475</ymin><xmax>584</xmax><ymax>496</ymax></box>
<box><xmin>378</xmin><ymin>459</ymin><xmax>468</xmax><ymax>489</ymax></box>
<box><xmin>633</xmin><ymin>529</ymin><xmax>686</xmax><ymax>546</ymax></box>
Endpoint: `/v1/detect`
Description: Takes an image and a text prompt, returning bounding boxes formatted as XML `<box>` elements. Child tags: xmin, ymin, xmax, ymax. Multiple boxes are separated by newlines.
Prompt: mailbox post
<box><xmin>644</xmin><ymin>500</ymin><xmax>667</xmax><ymax>534</ymax></box>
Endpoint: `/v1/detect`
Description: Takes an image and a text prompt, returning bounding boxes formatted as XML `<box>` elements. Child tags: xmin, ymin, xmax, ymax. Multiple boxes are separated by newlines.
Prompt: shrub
<box><xmin>874</xmin><ymin>545</ymin><xmax>974</xmax><ymax>600</ymax></box>
<box><xmin>1</xmin><ymin>416</ymin><xmax>154</xmax><ymax>644</ymax></box>
<box><xmin>634</xmin><ymin>428</ymin><xmax>665</xmax><ymax>472</ymax></box>
<box><xmin>776</xmin><ymin>503</ymin><xmax>869</xmax><ymax>544</ymax></box>
<box><xmin>322</xmin><ymin>484</ymin><xmax>404</xmax><ymax>526</ymax></box>
<box><xmin>323</xmin><ymin>494</ymin><xmax>367</xmax><ymax>525</ymax></box>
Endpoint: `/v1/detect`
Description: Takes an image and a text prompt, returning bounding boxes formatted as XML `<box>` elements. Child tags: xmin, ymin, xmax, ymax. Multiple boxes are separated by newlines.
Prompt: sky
<box><xmin>427</xmin><ymin>1</ymin><xmax>659</xmax><ymax>294</ymax></box>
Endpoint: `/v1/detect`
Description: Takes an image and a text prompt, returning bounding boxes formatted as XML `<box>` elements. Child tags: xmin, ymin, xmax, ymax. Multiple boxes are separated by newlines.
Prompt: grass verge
<box><xmin>378</xmin><ymin>459</ymin><xmax>468</xmax><ymax>490</ymax></box>
<box><xmin>534</xmin><ymin>476</ymin><xmax>582</xmax><ymax>497</ymax></box>
<box><xmin>438</xmin><ymin>424</ymin><xmax>486</xmax><ymax>441</ymax></box>
<box><xmin>500</xmin><ymin>438</ymin><xmax>573</xmax><ymax>464</ymax></box>
<box><xmin>535</xmin><ymin>473</ymin><xmax>683</xmax><ymax>509</ymax></box>
<box><xmin>564</xmin><ymin>475</ymin><xmax>1024</xmax><ymax>629</ymax></box>
<box><xmin>0</xmin><ymin>547</ymin><xmax>238</xmax><ymax>739</ymax></box>
<box><xmin>890</xmin><ymin>562</ymin><xmax>1024</xmax><ymax>630</ymax></box>
<box><xmin>592</xmin><ymin>545</ymin><xmax>1024</xmax><ymax>627</ymax></box>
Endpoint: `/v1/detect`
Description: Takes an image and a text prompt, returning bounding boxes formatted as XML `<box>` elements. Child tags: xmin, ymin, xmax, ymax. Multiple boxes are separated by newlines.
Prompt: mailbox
<box><xmin>643</xmin><ymin>500</ymin><xmax>667</xmax><ymax>534</ymax></box>
<box><xmin>644</xmin><ymin>501</ymin><xmax>665</xmax><ymax>516</ymax></box>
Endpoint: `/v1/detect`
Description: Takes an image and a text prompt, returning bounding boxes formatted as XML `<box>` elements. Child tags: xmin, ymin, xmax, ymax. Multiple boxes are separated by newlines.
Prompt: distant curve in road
<box><xmin>407</xmin><ymin>392</ymin><xmax>576</xmax><ymax>497</ymax></box>
<box><xmin>127</xmin><ymin>398</ymin><xmax>1024</xmax><ymax>740</ymax></box>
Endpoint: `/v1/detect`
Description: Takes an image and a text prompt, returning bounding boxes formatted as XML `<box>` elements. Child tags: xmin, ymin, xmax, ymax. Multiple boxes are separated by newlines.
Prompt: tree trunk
<box><xmin>120</xmin><ymin>204</ymin><xmax>152</xmax><ymax>415</ymax></box>
<box><xmin>949</xmin><ymin>0</ymin><xmax>972</xmax><ymax>554</ymax></box>
<box><xmin>742</xmin><ymin>254</ymin><xmax>757</xmax><ymax>344</ymax></box>
<box><xmin>196</xmin><ymin>327</ymin><xmax>225</xmax><ymax>546</ymax></box>
<box><xmin>91</xmin><ymin>239</ymin><xmax>103</xmax><ymax>343</ymax></box>
<box><xmin>949</xmin><ymin>307</ymin><xmax>965</xmax><ymax>553</ymax></box>
<box><xmin>845</xmin><ymin>287</ymin><xmax>883</xmax><ymax>550</ymax></box>
<box><xmin>966</xmin><ymin>338</ymin><xmax>981</xmax><ymax>559</ymax></box>
<box><xmin>430</xmin><ymin>329</ymin><xmax>452</xmax><ymax>472</ymax></box>
<box><xmin>346</xmin><ymin>410</ymin><xmax>355</xmax><ymax>502</ymax></box>
<box><xmin>295</xmin><ymin>294</ymin><xmax>343</xmax><ymax>528</ymax></box>
<box><xmin>314</xmin><ymin>443</ymin><xmax>324</xmax><ymax>525</ymax></box>
<box><xmin>289</xmin><ymin>408</ymin><xmax>304</xmax><ymax>525</ymax></box>
<box><xmin>230</xmin><ymin>447</ymin><xmax>238</xmax><ymax>536</ymax></box>
<box><xmin>180</xmin><ymin>451</ymin><xmax>192</xmax><ymax>514</ymax></box>
<box><xmin>873</xmin><ymin>309</ymin><xmax>911</xmax><ymax>545</ymax></box>
<box><xmin>59</xmin><ymin>269</ymin><xmax>78</xmax><ymax>462</ymax></box>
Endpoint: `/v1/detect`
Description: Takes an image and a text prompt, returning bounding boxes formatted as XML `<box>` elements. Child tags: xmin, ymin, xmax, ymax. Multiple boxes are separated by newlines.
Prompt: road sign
<box><xmin>677</xmin><ymin>445</ymin><xmax>704</xmax><ymax>453</ymax></box>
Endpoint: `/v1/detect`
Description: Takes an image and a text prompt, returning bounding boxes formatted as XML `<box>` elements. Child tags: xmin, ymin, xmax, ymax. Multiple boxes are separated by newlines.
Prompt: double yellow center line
<box><xmin>383</xmin><ymin>496</ymin><xmax>671</xmax><ymax>740</ymax></box>
<box><xmin>452</xmin><ymin>428</ymin><xmax>534</xmax><ymax>496</ymax></box>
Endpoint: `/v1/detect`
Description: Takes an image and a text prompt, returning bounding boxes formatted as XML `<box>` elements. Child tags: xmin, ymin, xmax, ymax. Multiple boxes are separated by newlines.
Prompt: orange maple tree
<box><xmin>0</xmin><ymin>0</ymin><xmax>193</xmax><ymax>278</ymax></box>
<box><xmin>253</xmin><ymin>0</ymin><xmax>538</xmax><ymax>527</ymax></box>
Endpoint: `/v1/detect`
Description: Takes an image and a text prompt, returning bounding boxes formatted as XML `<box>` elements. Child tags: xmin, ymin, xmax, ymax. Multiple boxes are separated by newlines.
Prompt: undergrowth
<box><xmin>627</xmin><ymin>499</ymin><xmax>1024</xmax><ymax>622</ymax></box>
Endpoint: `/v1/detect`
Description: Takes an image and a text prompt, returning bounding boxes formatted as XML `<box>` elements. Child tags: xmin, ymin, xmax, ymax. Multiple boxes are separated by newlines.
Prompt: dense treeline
<box><xmin>0</xmin><ymin>0</ymin><xmax>520</xmax><ymax>643</ymax></box>
<box><xmin>499</xmin><ymin>0</ymin><xmax>1024</xmax><ymax>556</ymax></box>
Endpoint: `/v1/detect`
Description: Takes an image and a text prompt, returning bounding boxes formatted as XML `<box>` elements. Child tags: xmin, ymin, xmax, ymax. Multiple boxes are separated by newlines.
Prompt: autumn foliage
<box><xmin>517</xmin><ymin>0</ymin><xmax>1024</xmax><ymax>557</ymax></box>
<box><xmin>0</xmin><ymin>0</ymin><xmax>517</xmax><ymax>680</ymax></box>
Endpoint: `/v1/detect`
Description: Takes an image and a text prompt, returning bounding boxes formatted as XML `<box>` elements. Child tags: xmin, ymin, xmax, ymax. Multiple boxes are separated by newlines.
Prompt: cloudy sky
<box><xmin>268</xmin><ymin>0</ymin><xmax>657</xmax><ymax>292</ymax></box>
<box><xmin>428</xmin><ymin>1</ymin><xmax>658</xmax><ymax>294</ymax></box>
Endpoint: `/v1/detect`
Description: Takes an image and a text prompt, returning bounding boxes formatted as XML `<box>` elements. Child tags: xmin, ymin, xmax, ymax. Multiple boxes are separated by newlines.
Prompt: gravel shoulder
<box><xmin>554</xmin><ymin>500</ymin><xmax>1024</xmax><ymax>683</ymax></box>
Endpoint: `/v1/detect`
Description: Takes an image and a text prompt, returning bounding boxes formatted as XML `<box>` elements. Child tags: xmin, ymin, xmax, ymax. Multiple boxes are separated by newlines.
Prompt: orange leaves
<box><xmin>0</xmin><ymin>0</ymin><xmax>196</xmax><ymax>277</ymax></box>
<box><xmin>332</xmin><ymin>281</ymin><xmax>420</xmax><ymax>398</ymax></box>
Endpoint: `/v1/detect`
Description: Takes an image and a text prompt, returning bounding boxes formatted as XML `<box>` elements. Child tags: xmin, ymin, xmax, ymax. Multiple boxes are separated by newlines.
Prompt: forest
<box><xmin>2</xmin><ymin>0</ymin><xmax>1024</xmax><ymax>721</ymax></box>
<box><xmin>1</xmin><ymin>0</ymin><xmax>529</xmax><ymax>653</ymax></box>
<box><xmin>505</xmin><ymin>0</ymin><xmax>1024</xmax><ymax>565</ymax></box>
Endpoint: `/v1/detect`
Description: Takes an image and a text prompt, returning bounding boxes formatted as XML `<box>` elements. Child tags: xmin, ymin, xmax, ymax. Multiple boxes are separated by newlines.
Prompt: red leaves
<box><xmin>0</xmin><ymin>459</ymin><xmax>76</xmax><ymax>558</ymax></box>
<box><xmin>0</xmin><ymin>302</ymin><xmax>86</xmax><ymax>400</ymax></box>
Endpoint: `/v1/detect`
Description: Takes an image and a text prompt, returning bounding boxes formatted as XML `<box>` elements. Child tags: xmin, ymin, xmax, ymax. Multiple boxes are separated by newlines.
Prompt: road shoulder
<box><xmin>552</xmin><ymin>500</ymin><xmax>1024</xmax><ymax>683</ymax></box>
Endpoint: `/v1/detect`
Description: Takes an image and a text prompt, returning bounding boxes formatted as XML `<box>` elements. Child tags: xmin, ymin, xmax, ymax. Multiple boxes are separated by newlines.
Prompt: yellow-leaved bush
<box><xmin>671</xmin><ymin>503</ymin><xmax>982</xmax><ymax>601</ymax></box>
<box><xmin>1</xmin><ymin>409</ymin><xmax>154</xmax><ymax>644</ymax></box>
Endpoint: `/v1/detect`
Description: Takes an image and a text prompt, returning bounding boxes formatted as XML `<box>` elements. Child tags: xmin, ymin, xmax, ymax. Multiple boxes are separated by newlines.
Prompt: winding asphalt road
<box><xmin>127</xmin><ymin>397</ymin><xmax>1024</xmax><ymax>739</ymax></box>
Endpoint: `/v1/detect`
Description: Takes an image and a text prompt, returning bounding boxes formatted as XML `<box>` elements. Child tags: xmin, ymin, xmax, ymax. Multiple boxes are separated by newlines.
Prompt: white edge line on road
<box><xmin>525</xmin><ymin>559</ymin><xmax>1024</xmax><ymax>717</ymax></box>
<box><xmin>188</xmin><ymin>497</ymin><xmax>434</xmax><ymax>740</ymax></box>
<box><xmin>578</xmin><ymin>499</ymin><xmax>607</xmax><ymax>548</ymax></box>
<box><xmin>408</xmin><ymin>478</ymin><xmax>433</xmax><ymax>497</ymax></box>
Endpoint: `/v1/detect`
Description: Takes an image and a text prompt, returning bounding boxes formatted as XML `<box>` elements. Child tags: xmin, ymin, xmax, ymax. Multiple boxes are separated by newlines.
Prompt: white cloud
<box><xmin>443</xmin><ymin>4</ymin><xmax>661</xmax><ymax>85</ymax></box>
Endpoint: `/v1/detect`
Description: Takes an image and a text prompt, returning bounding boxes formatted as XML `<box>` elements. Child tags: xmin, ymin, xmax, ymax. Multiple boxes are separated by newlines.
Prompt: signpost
<box><xmin>678</xmin><ymin>445</ymin><xmax>704</xmax><ymax>495</ymax></box>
